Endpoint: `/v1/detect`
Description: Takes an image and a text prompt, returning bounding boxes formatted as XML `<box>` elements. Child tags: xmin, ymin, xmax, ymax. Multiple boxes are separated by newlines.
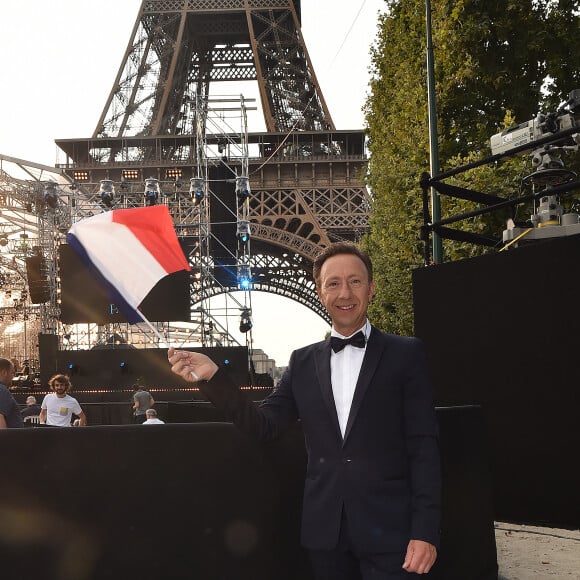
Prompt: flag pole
<box><xmin>136</xmin><ymin>311</ymin><xmax>170</xmax><ymax>349</ymax></box>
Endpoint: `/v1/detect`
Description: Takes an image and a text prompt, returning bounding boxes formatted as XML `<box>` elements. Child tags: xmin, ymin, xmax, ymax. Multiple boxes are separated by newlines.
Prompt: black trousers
<box><xmin>309</xmin><ymin>511</ymin><xmax>422</xmax><ymax>580</ymax></box>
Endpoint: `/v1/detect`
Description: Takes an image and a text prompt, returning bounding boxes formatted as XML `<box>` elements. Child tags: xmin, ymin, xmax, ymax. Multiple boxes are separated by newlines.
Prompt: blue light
<box><xmin>223</xmin><ymin>359</ymin><xmax>230</xmax><ymax>366</ymax></box>
<box><xmin>237</xmin><ymin>264</ymin><xmax>252</xmax><ymax>290</ymax></box>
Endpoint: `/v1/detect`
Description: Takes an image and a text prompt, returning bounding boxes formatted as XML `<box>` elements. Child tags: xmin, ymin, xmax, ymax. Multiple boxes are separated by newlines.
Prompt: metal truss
<box><xmin>199</xmin><ymin>251</ymin><xmax>330</xmax><ymax>323</ymax></box>
<box><xmin>54</xmin><ymin>129</ymin><xmax>370</xmax><ymax>329</ymax></box>
<box><xmin>3</xmin><ymin>1</ymin><xmax>371</xmax><ymax>361</ymax></box>
<box><xmin>0</xmin><ymin>157</ymin><xmax>72</xmax><ymax>362</ymax></box>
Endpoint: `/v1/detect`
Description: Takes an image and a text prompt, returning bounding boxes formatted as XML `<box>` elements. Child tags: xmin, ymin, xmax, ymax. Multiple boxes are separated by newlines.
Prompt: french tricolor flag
<box><xmin>66</xmin><ymin>206</ymin><xmax>190</xmax><ymax>324</ymax></box>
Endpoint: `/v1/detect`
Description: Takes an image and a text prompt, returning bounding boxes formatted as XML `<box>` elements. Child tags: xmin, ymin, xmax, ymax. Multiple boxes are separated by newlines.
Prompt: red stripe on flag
<box><xmin>111</xmin><ymin>206</ymin><xmax>190</xmax><ymax>273</ymax></box>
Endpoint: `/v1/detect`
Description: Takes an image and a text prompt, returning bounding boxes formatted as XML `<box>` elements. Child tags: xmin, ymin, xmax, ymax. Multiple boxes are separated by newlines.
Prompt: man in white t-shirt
<box><xmin>142</xmin><ymin>408</ymin><xmax>164</xmax><ymax>424</ymax></box>
<box><xmin>40</xmin><ymin>374</ymin><xmax>87</xmax><ymax>427</ymax></box>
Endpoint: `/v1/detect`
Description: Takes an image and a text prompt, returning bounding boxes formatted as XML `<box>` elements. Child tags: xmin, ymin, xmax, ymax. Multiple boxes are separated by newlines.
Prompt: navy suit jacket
<box><xmin>200</xmin><ymin>327</ymin><xmax>441</xmax><ymax>552</ymax></box>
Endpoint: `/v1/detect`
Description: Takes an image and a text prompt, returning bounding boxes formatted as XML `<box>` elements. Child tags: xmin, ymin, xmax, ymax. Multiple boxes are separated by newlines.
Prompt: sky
<box><xmin>0</xmin><ymin>0</ymin><xmax>386</xmax><ymax>366</ymax></box>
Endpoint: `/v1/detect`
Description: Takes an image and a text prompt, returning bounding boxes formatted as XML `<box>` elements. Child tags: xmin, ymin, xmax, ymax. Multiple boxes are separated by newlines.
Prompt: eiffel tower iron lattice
<box><xmin>52</xmin><ymin>0</ymin><xmax>371</xmax><ymax>350</ymax></box>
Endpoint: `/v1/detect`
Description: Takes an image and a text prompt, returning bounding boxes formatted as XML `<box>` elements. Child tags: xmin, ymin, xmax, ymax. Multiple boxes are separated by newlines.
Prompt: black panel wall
<box><xmin>41</xmin><ymin>346</ymin><xmax>249</xmax><ymax>390</ymax></box>
<box><xmin>413</xmin><ymin>234</ymin><xmax>580</xmax><ymax>528</ymax></box>
<box><xmin>0</xmin><ymin>407</ymin><xmax>497</xmax><ymax>580</ymax></box>
<box><xmin>38</xmin><ymin>333</ymin><xmax>59</xmax><ymax>379</ymax></box>
<box><xmin>209</xmin><ymin>165</ymin><xmax>239</xmax><ymax>287</ymax></box>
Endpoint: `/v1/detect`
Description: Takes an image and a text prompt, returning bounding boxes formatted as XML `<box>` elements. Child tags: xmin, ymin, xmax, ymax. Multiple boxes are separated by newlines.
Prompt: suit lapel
<box><xmin>343</xmin><ymin>327</ymin><xmax>385</xmax><ymax>444</ymax></box>
<box><xmin>314</xmin><ymin>339</ymin><xmax>342</xmax><ymax>439</ymax></box>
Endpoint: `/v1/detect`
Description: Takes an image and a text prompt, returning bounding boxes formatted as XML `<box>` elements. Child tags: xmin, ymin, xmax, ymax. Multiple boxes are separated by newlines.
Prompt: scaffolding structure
<box><xmin>1</xmin><ymin>0</ymin><xmax>372</xmax><ymax>370</ymax></box>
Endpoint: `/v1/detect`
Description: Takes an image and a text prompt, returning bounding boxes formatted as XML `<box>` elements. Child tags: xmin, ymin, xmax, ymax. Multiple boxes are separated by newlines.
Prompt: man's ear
<box><xmin>368</xmin><ymin>279</ymin><xmax>376</xmax><ymax>301</ymax></box>
<box><xmin>316</xmin><ymin>286</ymin><xmax>326</xmax><ymax>307</ymax></box>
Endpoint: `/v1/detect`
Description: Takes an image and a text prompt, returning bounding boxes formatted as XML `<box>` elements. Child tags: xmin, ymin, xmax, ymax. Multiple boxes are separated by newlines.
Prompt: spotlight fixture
<box><xmin>239</xmin><ymin>308</ymin><xmax>253</xmax><ymax>333</ymax></box>
<box><xmin>236</xmin><ymin>264</ymin><xmax>252</xmax><ymax>290</ymax></box>
<box><xmin>99</xmin><ymin>179</ymin><xmax>115</xmax><ymax>208</ymax></box>
<box><xmin>144</xmin><ymin>177</ymin><xmax>160</xmax><ymax>206</ymax></box>
<box><xmin>166</xmin><ymin>168</ymin><xmax>182</xmax><ymax>180</ymax></box>
<box><xmin>122</xmin><ymin>169</ymin><xmax>140</xmax><ymax>181</ymax></box>
<box><xmin>217</xmin><ymin>139</ymin><xmax>228</xmax><ymax>161</ymax></box>
<box><xmin>66</xmin><ymin>362</ymin><xmax>80</xmax><ymax>375</ymax></box>
<box><xmin>235</xmin><ymin>176</ymin><xmax>250</xmax><ymax>201</ymax></box>
<box><xmin>190</xmin><ymin>177</ymin><xmax>205</xmax><ymax>204</ymax></box>
<box><xmin>44</xmin><ymin>181</ymin><xmax>59</xmax><ymax>209</ymax></box>
<box><xmin>73</xmin><ymin>170</ymin><xmax>90</xmax><ymax>182</ymax></box>
<box><xmin>0</xmin><ymin>234</ymin><xmax>8</xmax><ymax>247</ymax></box>
<box><xmin>236</xmin><ymin>220</ymin><xmax>251</xmax><ymax>245</ymax></box>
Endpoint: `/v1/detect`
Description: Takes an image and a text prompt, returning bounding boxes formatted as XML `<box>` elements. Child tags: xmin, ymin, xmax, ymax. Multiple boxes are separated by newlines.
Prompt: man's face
<box><xmin>317</xmin><ymin>253</ymin><xmax>375</xmax><ymax>337</ymax></box>
<box><xmin>0</xmin><ymin>364</ymin><xmax>15</xmax><ymax>387</ymax></box>
<box><xmin>52</xmin><ymin>380</ymin><xmax>69</xmax><ymax>397</ymax></box>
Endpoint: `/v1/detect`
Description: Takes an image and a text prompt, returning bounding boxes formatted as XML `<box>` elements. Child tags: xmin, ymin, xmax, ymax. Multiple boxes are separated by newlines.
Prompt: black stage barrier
<box><xmin>44</xmin><ymin>346</ymin><xmax>250</xmax><ymax>391</ymax></box>
<box><xmin>413</xmin><ymin>234</ymin><xmax>580</xmax><ymax>529</ymax></box>
<box><xmin>0</xmin><ymin>407</ymin><xmax>497</xmax><ymax>580</ymax></box>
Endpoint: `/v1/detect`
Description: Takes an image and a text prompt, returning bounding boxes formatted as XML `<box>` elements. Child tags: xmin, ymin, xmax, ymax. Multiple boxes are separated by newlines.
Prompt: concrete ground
<box><xmin>495</xmin><ymin>522</ymin><xmax>580</xmax><ymax>579</ymax></box>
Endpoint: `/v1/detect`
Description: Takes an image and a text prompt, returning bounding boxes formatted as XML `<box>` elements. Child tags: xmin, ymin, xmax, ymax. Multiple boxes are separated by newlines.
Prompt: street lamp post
<box><xmin>425</xmin><ymin>0</ymin><xmax>443</xmax><ymax>263</ymax></box>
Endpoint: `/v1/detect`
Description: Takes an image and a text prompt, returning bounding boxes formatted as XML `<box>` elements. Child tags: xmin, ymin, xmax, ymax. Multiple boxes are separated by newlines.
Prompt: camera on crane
<box><xmin>491</xmin><ymin>90</ymin><xmax>580</xmax><ymax>244</ymax></box>
<box><xmin>490</xmin><ymin>89</ymin><xmax>580</xmax><ymax>156</ymax></box>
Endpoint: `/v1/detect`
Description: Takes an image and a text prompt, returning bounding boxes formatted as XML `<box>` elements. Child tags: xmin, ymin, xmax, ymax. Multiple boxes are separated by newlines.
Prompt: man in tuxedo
<box><xmin>168</xmin><ymin>241</ymin><xmax>440</xmax><ymax>578</ymax></box>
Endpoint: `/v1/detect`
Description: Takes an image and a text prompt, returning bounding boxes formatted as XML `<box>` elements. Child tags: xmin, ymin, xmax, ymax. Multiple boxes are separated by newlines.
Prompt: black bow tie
<box><xmin>330</xmin><ymin>331</ymin><xmax>367</xmax><ymax>353</ymax></box>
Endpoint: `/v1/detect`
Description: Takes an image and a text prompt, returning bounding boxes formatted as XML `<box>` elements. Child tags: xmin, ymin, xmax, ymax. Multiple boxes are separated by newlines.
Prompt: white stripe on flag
<box><xmin>69</xmin><ymin>213</ymin><xmax>167</xmax><ymax>308</ymax></box>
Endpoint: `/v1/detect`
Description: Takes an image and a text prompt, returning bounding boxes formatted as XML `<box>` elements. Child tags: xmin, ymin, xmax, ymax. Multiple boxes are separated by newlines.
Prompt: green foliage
<box><xmin>364</xmin><ymin>0</ymin><xmax>580</xmax><ymax>335</ymax></box>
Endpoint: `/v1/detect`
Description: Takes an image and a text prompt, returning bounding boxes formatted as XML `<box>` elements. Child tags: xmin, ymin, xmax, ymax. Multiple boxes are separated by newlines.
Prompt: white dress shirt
<box><xmin>330</xmin><ymin>319</ymin><xmax>371</xmax><ymax>437</ymax></box>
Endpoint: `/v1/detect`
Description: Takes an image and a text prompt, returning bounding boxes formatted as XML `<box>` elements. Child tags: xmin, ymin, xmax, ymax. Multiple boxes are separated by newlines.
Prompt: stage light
<box><xmin>237</xmin><ymin>264</ymin><xmax>252</xmax><ymax>290</ymax></box>
<box><xmin>44</xmin><ymin>181</ymin><xmax>59</xmax><ymax>209</ymax></box>
<box><xmin>66</xmin><ymin>362</ymin><xmax>80</xmax><ymax>375</ymax></box>
<box><xmin>218</xmin><ymin>140</ymin><xmax>228</xmax><ymax>161</ymax></box>
<box><xmin>235</xmin><ymin>176</ymin><xmax>250</xmax><ymax>201</ymax></box>
<box><xmin>190</xmin><ymin>177</ymin><xmax>205</xmax><ymax>203</ymax></box>
<box><xmin>237</xmin><ymin>220</ymin><xmax>251</xmax><ymax>246</ymax></box>
<box><xmin>0</xmin><ymin>234</ymin><xmax>7</xmax><ymax>246</ymax></box>
<box><xmin>73</xmin><ymin>170</ymin><xmax>90</xmax><ymax>182</ymax></box>
<box><xmin>122</xmin><ymin>169</ymin><xmax>140</xmax><ymax>181</ymax></box>
<box><xmin>144</xmin><ymin>177</ymin><xmax>160</xmax><ymax>206</ymax></box>
<box><xmin>99</xmin><ymin>179</ymin><xmax>115</xmax><ymax>208</ymax></box>
<box><xmin>166</xmin><ymin>168</ymin><xmax>182</xmax><ymax>180</ymax></box>
<box><xmin>239</xmin><ymin>308</ymin><xmax>252</xmax><ymax>333</ymax></box>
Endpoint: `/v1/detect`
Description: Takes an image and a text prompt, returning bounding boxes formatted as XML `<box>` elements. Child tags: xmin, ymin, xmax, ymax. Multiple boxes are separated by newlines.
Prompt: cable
<box><xmin>251</xmin><ymin>1</ymin><xmax>372</xmax><ymax>176</ymax></box>
<box><xmin>329</xmin><ymin>0</ymin><xmax>369</xmax><ymax>68</ymax></box>
<box><xmin>495</xmin><ymin>523</ymin><xmax>580</xmax><ymax>542</ymax></box>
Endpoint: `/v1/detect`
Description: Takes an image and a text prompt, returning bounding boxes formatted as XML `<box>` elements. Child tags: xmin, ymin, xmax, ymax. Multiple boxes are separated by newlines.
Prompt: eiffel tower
<box><xmin>54</xmin><ymin>0</ymin><xmax>370</xmax><ymax>346</ymax></box>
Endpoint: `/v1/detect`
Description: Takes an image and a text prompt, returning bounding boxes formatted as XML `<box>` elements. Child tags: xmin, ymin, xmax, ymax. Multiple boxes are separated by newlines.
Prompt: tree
<box><xmin>364</xmin><ymin>0</ymin><xmax>580</xmax><ymax>335</ymax></box>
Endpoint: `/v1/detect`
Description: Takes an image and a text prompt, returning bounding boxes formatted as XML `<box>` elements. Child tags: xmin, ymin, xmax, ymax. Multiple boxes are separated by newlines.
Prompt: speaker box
<box><xmin>25</xmin><ymin>255</ymin><xmax>50</xmax><ymax>303</ymax></box>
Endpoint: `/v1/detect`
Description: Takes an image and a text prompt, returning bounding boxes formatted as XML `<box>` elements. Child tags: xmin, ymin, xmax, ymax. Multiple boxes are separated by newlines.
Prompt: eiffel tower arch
<box><xmin>54</xmin><ymin>0</ymin><xmax>371</xmax><ymax>348</ymax></box>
